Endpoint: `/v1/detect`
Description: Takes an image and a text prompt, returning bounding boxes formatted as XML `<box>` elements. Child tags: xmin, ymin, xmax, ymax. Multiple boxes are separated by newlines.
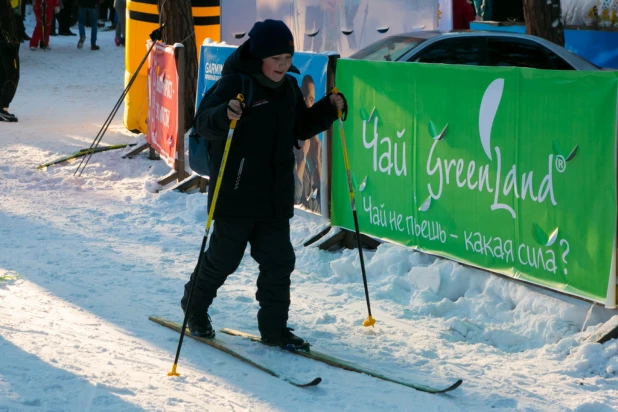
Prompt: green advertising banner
<box><xmin>332</xmin><ymin>60</ymin><xmax>618</xmax><ymax>303</ymax></box>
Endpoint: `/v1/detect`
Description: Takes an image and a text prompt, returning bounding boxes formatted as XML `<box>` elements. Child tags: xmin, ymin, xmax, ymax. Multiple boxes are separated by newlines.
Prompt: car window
<box><xmin>410</xmin><ymin>38</ymin><xmax>486</xmax><ymax>66</ymax></box>
<box><xmin>349</xmin><ymin>36</ymin><xmax>426</xmax><ymax>62</ymax></box>
<box><xmin>487</xmin><ymin>38</ymin><xmax>574</xmax><ymax>70</ymax></box>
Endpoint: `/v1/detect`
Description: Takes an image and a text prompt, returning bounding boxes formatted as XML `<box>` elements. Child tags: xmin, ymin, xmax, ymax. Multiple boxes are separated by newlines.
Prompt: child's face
<box><xmin>262</xmin><ymin>54</ymin><xmax>292</xmax><ymax>82</ymax></box>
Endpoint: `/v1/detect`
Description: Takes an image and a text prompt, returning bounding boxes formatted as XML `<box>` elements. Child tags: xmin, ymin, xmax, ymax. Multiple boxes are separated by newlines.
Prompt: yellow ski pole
<box><xmin>332</xmin><ymin>87</ymin><xmax>376</xmax><ymax>328</ymax></box>
<box><xmin>168</xmin><ymin>93</ymin><xmax>245</xmax><ymax>376</ymax></box>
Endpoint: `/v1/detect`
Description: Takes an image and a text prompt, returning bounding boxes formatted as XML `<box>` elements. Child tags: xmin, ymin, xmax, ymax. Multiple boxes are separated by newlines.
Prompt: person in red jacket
<box><xmin>29</xmin><ymin>0</ymin><xmax>60</xmax><ymax>50</ymax></box>
<box><xmin>453</xmin><ymin>0</ymin><xmax>477</xmax><ymax>30</ymax></box>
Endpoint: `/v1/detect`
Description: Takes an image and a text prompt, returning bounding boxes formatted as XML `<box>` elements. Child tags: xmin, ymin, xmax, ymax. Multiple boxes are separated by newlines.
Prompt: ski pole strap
<box><xmin>330</xmin><ymin>87</ymin><xmax>348</xmax><ymax>121</ymax></box>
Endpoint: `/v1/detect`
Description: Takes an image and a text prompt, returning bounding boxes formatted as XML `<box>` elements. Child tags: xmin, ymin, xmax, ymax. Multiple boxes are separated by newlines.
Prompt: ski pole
<box><xmin>74</xmin><ymin>24</ymin><xmax>165</xmax><ymax>177</ymax></box>
<box><xmin>168</xmin><ymin>93</ymin><xmax>245</xmax><ymax>377</ymax></box>
<box><xmin>331</xmin><ymin>87</ymin><xmax>375</xmax><ymax>328</ymax></box>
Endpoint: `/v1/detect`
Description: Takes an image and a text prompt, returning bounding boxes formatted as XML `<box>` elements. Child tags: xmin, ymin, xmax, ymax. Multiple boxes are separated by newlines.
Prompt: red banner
<box><xmin>147</xmin><ymin>42</ymin><xmax>179</xmax><ymax>168</ymax></box>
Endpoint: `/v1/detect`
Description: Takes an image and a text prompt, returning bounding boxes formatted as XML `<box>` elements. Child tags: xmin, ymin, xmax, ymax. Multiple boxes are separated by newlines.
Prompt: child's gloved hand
<box><xmin>227</xmin><ymin>99</ymin><xmax>244</xmax><ymax>121</ymax></box>
<box><xmin>330</xmin><ymin>93</ymin><xmax>345</xmax><ymax>111</ymax></box>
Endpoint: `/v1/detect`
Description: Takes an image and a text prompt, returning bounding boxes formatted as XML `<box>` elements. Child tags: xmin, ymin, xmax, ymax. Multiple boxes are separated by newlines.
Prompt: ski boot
<box><xmin>184</xmin><ymin>309</ymin><xmax>214</xmax><ymax>338</ymax></box>
<box><xmin>262</xmin><ymin>327</ymin><xmax>310</xmax><ymax>351</ymax></box>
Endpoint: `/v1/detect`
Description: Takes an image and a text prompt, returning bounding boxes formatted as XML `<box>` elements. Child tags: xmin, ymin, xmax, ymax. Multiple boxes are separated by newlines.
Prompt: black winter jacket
<box><xmin>194</xmin><ymin>42</ymin><xmax>338</xmax><ymax>219</ymax></box>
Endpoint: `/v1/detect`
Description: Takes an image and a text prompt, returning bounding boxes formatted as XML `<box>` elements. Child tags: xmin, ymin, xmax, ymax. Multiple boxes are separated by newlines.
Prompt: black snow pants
<box><xmin>181</xmin><ymin>218</ymin><xmax>296</xmax><ymax>339</ymax></box>
<box><xmin>0</xmin><ymin>45</ymin><xmax>20</xmax><ymax>109</ymax></box>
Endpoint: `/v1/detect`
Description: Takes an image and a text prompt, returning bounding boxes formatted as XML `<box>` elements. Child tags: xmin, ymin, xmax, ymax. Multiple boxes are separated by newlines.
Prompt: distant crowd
<box><xmin>1</xmin><ymin>0</ymin><xmax>127</xmax><ymax>122</ymax></box>
<box><xmin>15</xmin><ymin>0</ymin><xmax>126</xmax><ymax>50</ymax></box>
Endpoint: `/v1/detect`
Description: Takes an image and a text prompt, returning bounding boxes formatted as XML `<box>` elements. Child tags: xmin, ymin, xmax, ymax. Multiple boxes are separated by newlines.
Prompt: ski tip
<box><xmin>443</xmin><ymin>379</ymin><xmax>463</xmax><ymax>393</ymax></box>
<box><xmin>416</xmin><ymin>378</ymin><xmax>463</xmax><ymax>394</ymax></box>
<box><xmin>292</xmin><ymin>377</ymin><xmax>322</xmax><ymax>387</ymax></box>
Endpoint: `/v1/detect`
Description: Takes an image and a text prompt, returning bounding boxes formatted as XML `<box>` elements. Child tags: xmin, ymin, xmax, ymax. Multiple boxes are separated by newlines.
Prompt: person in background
<box><xmin>98</xmin><ymin>0</ymin><xmax>114</xmax><ymax>28</ymax></box>
<box><xmin>12</xmin><ymin>0</ymin><xmax>29</xmax><ymax>42</ymax></box>
<box><xmin>453</xmin><ymin>0</ymin><xmax>477</xmax><ymax>30</ymax></box>
<box><xmin>182</xmin><ymin>19</ymin><xmax>345</xmax><ymax>347</ymax></box>
<box><xmin>0</xmin><ymin>0</ymin><xmax>20</xmax><ymax>121</ymax></box>
<box><xmin>30</xmin><ymin>0</ymin><xmax>60</xmax><ymax>50</ymax></box>
<box><xmin>77</xmin><ymin>0</ymin><xmax>99</xmax><ymax>50</ymax></box>
<box><xmin>113</xmin><ymin>0</ymin><xmax>125</xmax><ymax>46</ymax></box>
<box><xmin>18</xmin><ymin>0</ymin><xmax>30</xmax><ymax>40</ymax></box>
<box><xmin>50</xmin><ymin>2</ymin><xmax>58</xmax><ymax>36</ymax></box>
<box><xmin>58</xmin><ymin>0</ymin><xmax>77</xmax><ymax>36</ymax></box>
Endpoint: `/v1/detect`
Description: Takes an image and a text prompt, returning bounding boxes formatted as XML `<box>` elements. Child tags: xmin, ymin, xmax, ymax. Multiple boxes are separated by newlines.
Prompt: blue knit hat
<box><xmin>248</xmin><ymin>19</ymin><xmax>295</xmax><ymax>59</ymax></box>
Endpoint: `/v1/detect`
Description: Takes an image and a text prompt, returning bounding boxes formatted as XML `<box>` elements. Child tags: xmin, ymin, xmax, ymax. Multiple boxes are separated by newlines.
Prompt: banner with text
<box><xmin>196</xmin><ymin>45</ymin><xmax>330</xmax><ymax>216</ymax></box>
<box><xmin>332</xmin><ymin>59</ymin><xmax>618</xmax><ymax>303</ymax></box>
<box><xmin>147</xmin><ymin>42</ymin><xmax>179</xmax><ymax>168</ymax></box>
<box><xmin>196</xmin><ymin>45</ymin><xmax>236</xmax><ymax>108</ymax></box>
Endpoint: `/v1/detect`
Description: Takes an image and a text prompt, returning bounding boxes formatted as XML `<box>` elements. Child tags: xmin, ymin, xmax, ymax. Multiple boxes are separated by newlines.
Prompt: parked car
<box><xmin>349</xmin><ymin>31</ymin><xmax>600</xmax><ymax>71</ymax></box>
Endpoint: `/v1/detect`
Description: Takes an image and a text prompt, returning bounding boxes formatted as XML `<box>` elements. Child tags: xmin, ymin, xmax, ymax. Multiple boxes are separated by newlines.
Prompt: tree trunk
<box><xmin>157</xmin><ymin>0</ymin><xmax>197</xmax><ymax>133</ymax></box>
<box><xmin>522</xmin><ymin>0</ymin><xmax>565</xmax><ymax>47</ymax></box>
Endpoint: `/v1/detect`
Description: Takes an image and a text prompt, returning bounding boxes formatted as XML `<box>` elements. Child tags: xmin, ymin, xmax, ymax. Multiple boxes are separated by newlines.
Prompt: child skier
<box><xmin>181</xmin><ymin>19</ymin><xmax>345</xmax><ymax>347</ymax></box>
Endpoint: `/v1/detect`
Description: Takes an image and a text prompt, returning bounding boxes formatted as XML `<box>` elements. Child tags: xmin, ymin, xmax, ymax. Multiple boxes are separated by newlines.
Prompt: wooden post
<box><xmin>149</xmin><ymin>146</ymin><xmax>159</xmax><ymax>160</ymax></box>
<box><xmin>318</xmin><ymin>229</ymin><xmax>381</xmax><ymax>251</ymax></box>
<box><xmin>585</xmin><ymin>316</ymin><xmax>618</xmax><ymax>344</ymax></box>
<box><xmin>175</xmin><ymin>43</ymin><xmax>186</xmax><ymax>182</ymax></box>
<box><xmin>170</xmin><ymin>174</ymin><xmax>209</xmax><ymax>193</ymax></box>
<box><xmin>123</xmin><ymin>142</ymin><xmax>151</xmax><ymax>158</ymax></box>
<box><xmin>325</xmin><ymin>53</ymin><xmax>340</xmax><ymax>221</ymax></box>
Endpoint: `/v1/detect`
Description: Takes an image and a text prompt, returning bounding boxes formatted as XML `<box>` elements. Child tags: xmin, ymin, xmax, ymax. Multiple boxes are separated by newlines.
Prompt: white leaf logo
<box><xmin>479</xmin><ymin>79</ymin><xmax>504</xmax><ymax>161</ymax></box>
<box><xmin>419</xmin><ymin>196</ymin><xmax>431</xmax><ymax>212</ymax></box>
<box><xmin>546</xmin><ymin>228</ymin><xmax>559</xmax><ymax>247</ymax></box>
<box><xmin>359</xmin><ymin>176</ymin><xmax>368</xmax><ymax>192</ymax></box>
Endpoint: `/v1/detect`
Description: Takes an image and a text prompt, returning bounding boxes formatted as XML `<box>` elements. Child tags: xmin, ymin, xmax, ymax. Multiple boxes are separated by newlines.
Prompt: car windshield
<box><xmin>350</xmin><ymin>36</ymin><xmax>426</xmax><ymax>61</ymax></box>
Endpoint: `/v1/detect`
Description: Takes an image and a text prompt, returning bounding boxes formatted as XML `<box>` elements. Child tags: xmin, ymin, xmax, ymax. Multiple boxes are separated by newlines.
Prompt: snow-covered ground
<box><xmin>1</xmin><ymin>13</ymin><xmax>618</xmax><ymax>412</ymax></box>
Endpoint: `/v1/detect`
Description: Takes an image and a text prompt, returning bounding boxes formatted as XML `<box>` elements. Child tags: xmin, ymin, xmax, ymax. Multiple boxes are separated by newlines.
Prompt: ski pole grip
<box><xmin>230</xmin><ymin>93</ymin><xmax>245</xmax><ymax>129</ymax></box>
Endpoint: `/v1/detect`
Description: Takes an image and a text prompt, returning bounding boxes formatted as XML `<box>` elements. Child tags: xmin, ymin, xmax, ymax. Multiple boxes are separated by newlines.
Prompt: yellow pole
<box><xmin>332</xmin><ymin>87</ymin><xmax>376</xmax><ymax>328</ymax></box>
<box><xmin>169</xmin><ymin>94</ymin><xmax>245</xmax><ymax>376</ymax></box>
